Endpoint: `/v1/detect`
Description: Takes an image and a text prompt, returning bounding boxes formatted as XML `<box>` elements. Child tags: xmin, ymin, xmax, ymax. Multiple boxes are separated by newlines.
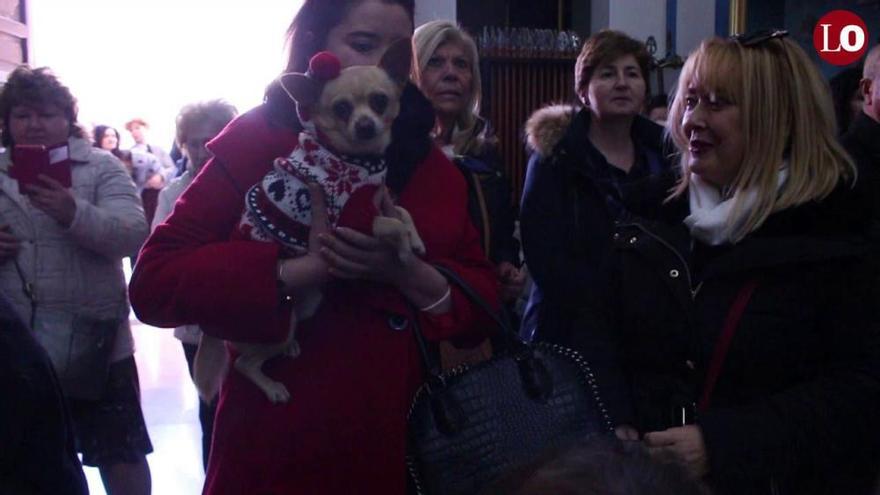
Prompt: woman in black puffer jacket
<box><xmin>520</xmin><ymin>31</ymin><xmax>676</xmax><ymax>436</ymax></box>
<box><xmin>599</xmin><ymin>34</ymin><xmax>880</xmax><ymax>494</ymax></box>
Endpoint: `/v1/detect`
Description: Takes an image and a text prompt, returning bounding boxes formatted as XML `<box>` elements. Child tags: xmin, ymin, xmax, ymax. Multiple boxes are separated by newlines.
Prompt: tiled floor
<box><xmin>84</xmin><ymin>261</ymin><xmax>205</xmax><ymax>494</ymax></box>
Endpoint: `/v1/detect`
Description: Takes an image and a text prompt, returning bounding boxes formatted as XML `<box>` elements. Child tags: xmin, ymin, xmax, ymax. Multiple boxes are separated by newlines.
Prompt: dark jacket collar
<box><xmin>698</xmin><ymin>184</ymin><xmax>871</xmax><ymax>281</ymax></box>
<box><xmin>844</xmin><ymin>112</ymin><xmax>880</xmax><ymax>161</ymax></box>
<box><xmin>556</xmin><ymin>109</ymin><xmax>679</xmax><ymax>220</ymax></box>
<box><xmin>556</xmin><ymin>108</ymin><xmax>668</xmax><ymax>176</ymax></box>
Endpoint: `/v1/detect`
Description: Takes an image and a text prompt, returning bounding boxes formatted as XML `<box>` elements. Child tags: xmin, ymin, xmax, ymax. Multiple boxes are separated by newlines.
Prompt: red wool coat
<box><xmin>129</xmin><ymin>105</ymin><xmax>498</xmax><ymax>494</ymax></box>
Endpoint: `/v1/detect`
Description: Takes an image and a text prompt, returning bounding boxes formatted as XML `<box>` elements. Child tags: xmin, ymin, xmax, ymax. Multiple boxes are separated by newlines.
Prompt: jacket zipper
<box><xmin>619</xmin><ymin>221</ymin><xmax>702</xmax><ymax>299</ymax></box>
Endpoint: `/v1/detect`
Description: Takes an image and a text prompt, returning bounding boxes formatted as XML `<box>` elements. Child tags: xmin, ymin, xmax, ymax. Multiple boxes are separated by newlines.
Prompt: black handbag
<box><xmin>406</xmin><ymin>265</ymin><xmax>614</xmax><ymax>495</ymax></box>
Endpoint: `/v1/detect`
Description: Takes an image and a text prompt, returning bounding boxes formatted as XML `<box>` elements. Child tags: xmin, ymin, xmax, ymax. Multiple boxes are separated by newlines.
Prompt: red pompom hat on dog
<box><xmin>307</xmin><ymin>52</ymin><xmax>341</xmax><ymax>81</ymax></box>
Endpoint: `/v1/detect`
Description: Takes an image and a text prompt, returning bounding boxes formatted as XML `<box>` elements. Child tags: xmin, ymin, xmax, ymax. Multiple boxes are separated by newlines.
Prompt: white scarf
<box><xmin>685</xmin><ymin>168</ymin><xmax>788</xmax><ymax>246</ymax></box>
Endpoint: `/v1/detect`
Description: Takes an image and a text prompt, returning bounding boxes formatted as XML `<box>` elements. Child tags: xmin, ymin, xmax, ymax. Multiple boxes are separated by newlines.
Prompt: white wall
<box><xmin>589</xmin><ymin>0</ymin><xmax>666</xmax><ymax>56</ymax></box>
<box><xmin>608</xmin><ymin>0</ymin><xmax>667</xmax><ymax>58</ymax></box>
<box><xmin>584</xmin><ymin>0</ymin><xmax>716</xmax><ymax>94</ymax></box>
<box><xmin>591</xmin><ymin>0</ymin><xmax>610</xmax><ymax>35</ymax></box>
<box><xmin>676</xmin><ymin>0</ymin><xmax>715</xmax><ymax>60</ymax></box>
<box><xmin>661</xmin><ymin>0</ymin><xmax>715</xmax><ymax>94</ymax></box>
<box><xmin>28</xmin><ymin>0</ymin><xmax>297</xmax><ymax>150</ymax></box>
<box><xmin>415</xmin><ymin>0</ymin><xmax>456</xmax><ymax>27</ymax></box>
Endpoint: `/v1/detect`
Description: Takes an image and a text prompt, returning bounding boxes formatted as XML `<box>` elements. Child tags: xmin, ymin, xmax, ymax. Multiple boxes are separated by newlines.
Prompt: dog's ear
<box><xmin>279</xmin><ymin>73</ymin><xmax>322</xmax><ymax>107</ymax></box>
<box><xmin>379</xmin><ymin>38</ymin><xmax>412</xmax><ymax>88</ymax></box>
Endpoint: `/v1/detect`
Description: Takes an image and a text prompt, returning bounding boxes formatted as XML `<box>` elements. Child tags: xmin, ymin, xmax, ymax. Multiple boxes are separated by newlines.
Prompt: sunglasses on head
<box><xmin>729</xmin><ymin>29</ymin><xmax>789</xmax><ymax>47</ymax></box>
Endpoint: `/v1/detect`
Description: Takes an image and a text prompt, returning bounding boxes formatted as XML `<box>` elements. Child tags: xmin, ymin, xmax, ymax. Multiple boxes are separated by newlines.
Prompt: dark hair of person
<box><xmin>285</xmin><ymin>0</ymin><xmax>415</xmax><ymax>74</ymax></box>
<box><xmin>575</xmin><ymin>30</ymin><xmax>653</xmax><ymax>98</ymax></box>
<box><xmin>646</xmin><ymin>93</ymin><xmax>669</xmax><ymax>113</ymax></box>
<box><xmin>0</xmin><ymin>66</ymin><xmax>85</xmax><ymax>147</ymax></box>
<box><xmin>93</xmin><ymin>125</ymin><xmax>120</xmax><ymax>151</ymax></box>
<box><xmin>265</xmin><ymin>0</ymin><xmax>416</xmax><ymax>130</ymax></box>
<box><xmin>479</xmin><ymin>437</ymin><xmax>706</xmax><ymax>495</ymax></box>
<box><xmin>829</xmin><ymin>65</ymin><xmax>863</xmax><ymax>134</ymax></box>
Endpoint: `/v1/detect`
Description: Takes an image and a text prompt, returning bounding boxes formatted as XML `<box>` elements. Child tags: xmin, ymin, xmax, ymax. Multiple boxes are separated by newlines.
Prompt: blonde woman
<box><xmin>599</xmin><ymin>32</ymin><xmax>880</xmax><ymax>494</ymax></box>
<box><xmin>413</xmin><ymin>20</ymin><xmax>523</xmax><ymax>303</ymax></box>
<box><xmin>413</xmin><ymin>21</ymin><xmax>523</xmax><ymax>367</ymax></box>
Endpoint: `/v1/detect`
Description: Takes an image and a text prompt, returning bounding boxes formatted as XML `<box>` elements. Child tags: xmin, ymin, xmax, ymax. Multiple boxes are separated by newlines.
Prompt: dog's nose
<box><xmin>355</xmin><ymin>119</ymin><xmax>376</xmax><ymax>140</ymax></box>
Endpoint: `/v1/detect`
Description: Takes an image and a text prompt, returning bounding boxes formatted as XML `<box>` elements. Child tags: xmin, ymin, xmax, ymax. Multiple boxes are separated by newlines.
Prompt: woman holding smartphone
<box><xmin>0</xmin><ymin>66</ymin><xmax>151</xmax><ymax>495</ymax></box>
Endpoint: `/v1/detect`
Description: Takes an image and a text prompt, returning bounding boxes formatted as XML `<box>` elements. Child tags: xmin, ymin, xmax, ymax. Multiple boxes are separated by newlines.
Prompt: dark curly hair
<box><xmin>0</xmin><ymin>66</ymin><xmax>84</xmax><ymax>147</ymax></box>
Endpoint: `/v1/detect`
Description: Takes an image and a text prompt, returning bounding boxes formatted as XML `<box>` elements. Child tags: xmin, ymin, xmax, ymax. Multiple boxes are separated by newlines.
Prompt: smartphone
<box><xmin>9</xmin><ymin>144</ymin><xmax>72</xmax><ymax>193</ymax></box>
<box><xmin>10</xmin><ymin>144</ymin><xmax>48</xmax><ymax>193</ymax></box>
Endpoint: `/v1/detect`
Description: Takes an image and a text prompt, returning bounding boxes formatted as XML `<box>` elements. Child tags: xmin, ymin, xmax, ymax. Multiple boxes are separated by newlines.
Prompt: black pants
<box><xmin>182</xmin><ymin>342</ymin><xmax>216</xmax><ymax>470</ymax></box>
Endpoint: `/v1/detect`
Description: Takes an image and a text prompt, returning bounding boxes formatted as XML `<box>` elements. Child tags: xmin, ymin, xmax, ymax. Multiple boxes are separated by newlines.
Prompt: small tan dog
<box><xmin>194</xmin><ymin>41</ymin><xmax>424</xmax><ymax>404</ymax></box>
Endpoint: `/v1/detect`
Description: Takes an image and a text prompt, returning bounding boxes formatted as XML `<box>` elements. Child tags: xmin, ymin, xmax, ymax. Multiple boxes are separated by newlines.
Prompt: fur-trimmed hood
<box><xmin>525</xmin><ymin>104</ymin><xmax>577</xmax><ymax>156</ymax></box>
<box><xmin>525</xmin><ymin>105</ymin><xmax>670</xmax><ymax>164</ymax></box>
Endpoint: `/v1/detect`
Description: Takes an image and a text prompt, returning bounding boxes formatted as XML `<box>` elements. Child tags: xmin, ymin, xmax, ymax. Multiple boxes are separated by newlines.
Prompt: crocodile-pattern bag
<box><xmin>406</xmin><ymin>265</ymin><xmax>614</xmax><ymax>495</ymax></box>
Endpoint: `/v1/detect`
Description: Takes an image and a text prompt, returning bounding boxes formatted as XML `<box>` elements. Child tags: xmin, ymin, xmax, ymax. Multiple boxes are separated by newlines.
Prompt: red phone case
<box><xmin>10</xmin><ymin>144</ymin><xmax>72</xmax><ymax>193</ymax></box>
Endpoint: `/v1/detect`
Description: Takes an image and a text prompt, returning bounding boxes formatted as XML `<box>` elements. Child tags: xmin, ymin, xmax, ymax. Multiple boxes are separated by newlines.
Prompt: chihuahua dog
<box><xmin>194</xmin><ymin>40</ymin><xmax>425</xmax><ymax>404</ymax></box>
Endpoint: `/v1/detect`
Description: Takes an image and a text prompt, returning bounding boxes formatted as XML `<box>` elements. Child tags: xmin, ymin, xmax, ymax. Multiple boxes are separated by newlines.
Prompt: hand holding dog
<box><xmin>278</xmin><ymin>183</ymin><xmax>333</xmax><ymax>291</ymax></box>
<box><xmin>320</xmin><ymin>187</ymin><xmax>416</xmax><ymax>286</ymax></box>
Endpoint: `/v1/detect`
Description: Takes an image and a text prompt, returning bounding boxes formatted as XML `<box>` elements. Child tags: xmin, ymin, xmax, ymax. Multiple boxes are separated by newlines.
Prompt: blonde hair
<box><xmin>667</xmin><ymin>36</ymin><xmax>855</xmax><ymax>242</ymax></box>
<box><xmin>412</xmin><ymin>20</ymin><xmax>484</xmax><ymax>154</ymax></box>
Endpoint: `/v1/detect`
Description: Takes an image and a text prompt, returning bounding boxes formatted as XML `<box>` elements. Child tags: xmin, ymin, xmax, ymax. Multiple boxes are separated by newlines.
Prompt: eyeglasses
<box><xmin>729</xmin><ymin>29</ymin><xmax>789</xmax><ymax>47</ymax></box>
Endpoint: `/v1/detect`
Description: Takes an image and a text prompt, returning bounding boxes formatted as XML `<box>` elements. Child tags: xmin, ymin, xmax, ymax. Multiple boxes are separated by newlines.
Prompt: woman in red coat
<box><xmin>128</xmin><ymin>1</ymin><xmax>497</xmax><ymax>493</ymax></box>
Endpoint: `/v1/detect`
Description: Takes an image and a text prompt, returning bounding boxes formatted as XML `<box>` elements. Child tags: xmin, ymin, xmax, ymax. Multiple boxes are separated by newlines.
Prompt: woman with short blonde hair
<box><xmin>413</xmin><ymin>20</ymin><xmax>524</xmax><ymax>369</ymax></box>
<box><xmin>413</xmin><ymin>20</ymin><xmax>484</xmax><ymax>154</ymax></box>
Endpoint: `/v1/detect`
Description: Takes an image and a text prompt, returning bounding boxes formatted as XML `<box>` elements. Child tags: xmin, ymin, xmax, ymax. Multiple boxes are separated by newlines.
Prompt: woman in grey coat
<box><xmin>0</xmin><ymin>66</ymin><xmax>152</xmax><ymax>495</ymax></box>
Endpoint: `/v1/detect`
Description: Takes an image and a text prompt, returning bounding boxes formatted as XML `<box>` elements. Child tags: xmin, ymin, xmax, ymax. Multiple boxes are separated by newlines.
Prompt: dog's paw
<box><xmin>393</xmin><ymin>206</ymin><xmax>426</xmax><ymax>255</ymax></box>
<box><xmin>409</xmin><ymin>231</ymin><xmax>426</xmax><ymax>256</ymax></box>
<box><xmin>372</xmin><ymin>215</ymin><xmax>404</xmax><ymax>239</ymax></box>
<box><xmin>262</xmin><ymin>381</ymin><xmax>292</xmax><ymax>404</ymax></box>
<box><xmin>287</xmin><ymin>339</ymin><xmax>301</xmax><ymax>358</ymax></box>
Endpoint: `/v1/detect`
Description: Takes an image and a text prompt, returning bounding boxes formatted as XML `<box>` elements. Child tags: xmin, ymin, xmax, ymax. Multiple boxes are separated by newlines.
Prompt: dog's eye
<box><xmin>332</xmin><ymin>100</ymin><xmax>353</xmax><ymax>121</ymax></box>
<box><xmin>369</xmin><ymin>93</ymin><xmax>389</xmax><ymax>115</ymax></box>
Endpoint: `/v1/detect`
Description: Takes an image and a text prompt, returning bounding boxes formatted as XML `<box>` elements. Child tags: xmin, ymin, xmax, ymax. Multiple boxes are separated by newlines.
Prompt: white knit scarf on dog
<box><xmin>240</xmin><ymin>130</ymin><xmax>386</xmax><ymax>252</ymax></box>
